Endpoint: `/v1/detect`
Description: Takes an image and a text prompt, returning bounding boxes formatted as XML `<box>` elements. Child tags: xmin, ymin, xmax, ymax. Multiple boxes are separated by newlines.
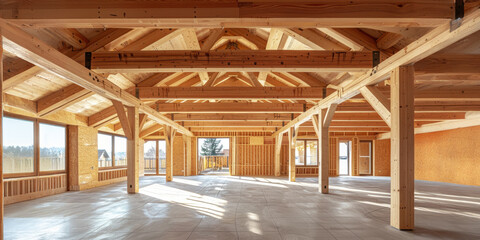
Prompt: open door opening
<box><xmin>197</xmin><ymin>138</ymin><xmax>230</xmax><ymax>175</ymax></box>
<box><xmin>143</xmin><ymin>140</ymin><xmax>166</xmax><ymax>175</ymax></box>
<box><xmin>339</xmin><ymin>141</ymin><xmax>351</xmax><ymax>176</ymax></box>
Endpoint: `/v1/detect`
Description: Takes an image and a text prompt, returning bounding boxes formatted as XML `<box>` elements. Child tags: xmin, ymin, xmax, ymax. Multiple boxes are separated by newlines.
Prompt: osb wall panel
<box><xmin>4</xmin><ymin>174</ymin><xmax>67</xmax><ymax>205</ymax></box>
<box><xmin>415</xmin><ymin>126</ymin><xmax>480</xmax><ymax>186</ymax></box>
<box><xmin>77</xmin><ymin>125</ymin><xmax>99</xmax><ymax>190</ymax></box>
<box><xmin>236</xmin><ymin>136</ymin><xmax>276</xmax><ymax>176</ymax></box>
<box><xmin>374</xmin><ymin>139</ymin><xmax>390</xmax><ymax>176</ymax></box>
<box><xmin>173</xmin><ymin>136</ymin><xmax>185</xmax><ymax>176</ymax></box>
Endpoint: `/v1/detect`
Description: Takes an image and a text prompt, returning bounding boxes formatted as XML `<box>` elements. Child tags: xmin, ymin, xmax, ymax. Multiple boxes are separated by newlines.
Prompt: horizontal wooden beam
<box><xmin>332</xmin><ymin>112</ymin><xmax>465</xmax><ymax>121</ymax></box>
<box><xmin>155</xmin><ymin>102</ymin><xmax>304</xmax><ymax>113</ymax></box>
<box><xmin>0</xmin><ymin>19</ymin><xmax>194</xmax><ymax>136</ymax></box>
<box><xmin>170</xmin><ymin>113</ymin><xmax>296</xmax><ymax>122</ymax></box>
<box><xmin>0</xmin><ymin>1</ymin><xmax>453</xmax><ymax>28</ymax></box>
<box><xmin>415</xmin><ymin>54</ymin><xmax>480</xmax><ymax>74</ymax></box>
<box><xmin>132</xmin><ymin>87</ymin><xmax>324</xmax><ymax>100</ymax></box>
<box><xmin>90</xmin><ymin>50</ymin><xmax>375</xmax><ymax>73</ymax></box>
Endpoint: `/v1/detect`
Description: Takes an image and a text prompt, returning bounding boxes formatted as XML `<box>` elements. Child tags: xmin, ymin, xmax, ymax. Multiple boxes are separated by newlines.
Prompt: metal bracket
<box><xmin>85</xmin><ymin>52</ymin><xmax>92</xmax><ymax>69</ymax></box>
<box><xmin>303</xmin><ymin>104</ymin><xmax>307</xmax><ymax>112</ymax></box>
<box><xmin>372</xmin><ymin>51</ymin><xmax>380</xmax><ymax>68</ymax></box>
<box><xmin>322</xmin><ymin>87</ymin><xmax>326</xmax><ymax>99</ymax></box>
<box><xmin>455</xmin><ymin>0</ymin><xmax>464</xmax><ymax>20</ymax></box>
<box><xmin>135</xmin><ymin>88</ymin><xmax>139</xmax><ymax>98</ymax></box>
<box><xmin>171</xmin><ymin>114</ymin><xmax>174</xmax><ymax>121</ymax></box>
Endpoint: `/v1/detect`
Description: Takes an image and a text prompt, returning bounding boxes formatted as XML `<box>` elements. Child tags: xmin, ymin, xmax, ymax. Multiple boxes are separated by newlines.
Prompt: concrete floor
<box><xmin>4</xmin><ymin>176</ymin><xmax>480</xmax><ymax>240</ymax></box>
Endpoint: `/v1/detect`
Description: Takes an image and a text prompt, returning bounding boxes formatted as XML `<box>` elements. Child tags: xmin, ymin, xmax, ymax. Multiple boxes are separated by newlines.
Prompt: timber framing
<box><xmin>0</xmin><ymin>1</ymin><xmax>454</xmax><ymax>28</ymax></box>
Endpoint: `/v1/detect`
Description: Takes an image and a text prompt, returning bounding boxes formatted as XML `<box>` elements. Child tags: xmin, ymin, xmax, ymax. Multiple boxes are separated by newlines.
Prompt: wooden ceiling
<box><xmin>1</xmin><ymin>0</ymin><xmax>480</xmax><ymax>138</ymax></box>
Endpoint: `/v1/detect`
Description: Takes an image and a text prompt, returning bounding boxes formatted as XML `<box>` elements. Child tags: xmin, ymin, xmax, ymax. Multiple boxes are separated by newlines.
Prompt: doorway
<box><xmin>197</xmin><ymin>138</ymin><xmax>230</xmax><ymax>175</ymax></box>
<box><xmin>339</xmin><ymin>141</ymin><xmax>351</xmax><ymax>176</ymax></box>
<box><xmin>359</xmin><ymin>140</ymin><xmax>373</xmax><ymax>175</ymax></box>
<box><xmin>143</xmin><ymin>140</ymin><xmax>166</xmax><ymax>175</ymax></box>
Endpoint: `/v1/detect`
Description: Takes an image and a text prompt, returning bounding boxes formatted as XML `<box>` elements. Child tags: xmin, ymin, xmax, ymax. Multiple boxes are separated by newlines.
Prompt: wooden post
<box><xmin>274</xmin><ymin>134</ymin><xmax>283</xmax><ymax>177</ymax></box>
<box><xmin>164</xmin><ymin>126</ymin><xmax>176</xmax><ymax>182</ymax></box>
<box><xmin>183</xmin><ymin>135</ymin><xmax>192</xmax><ymax>176</ymax></box>
<box><xmin>126</xmin><ymin>106</ymin><xmax>139</xmax><ymax>193</ymax></box>
<box><xmin>288</xmin><ymin>126</ymin><xmax>298</xmax><ymax>182</ymax></box>
<box><xmin>0</xmin><ymin>28</ymin><xmax>4</xmax><ymax>240</ymax></box>
<box><xmin>390</xmin><ymin>65</ymin><xmax>415</xmax><ymax>230</ymax></box>
<box><xmin>313</xmin><ymin>104</ymin><xmax>337</xmax><ymax>193</ymax></box>
<box><xmin>231</xmin><ymin>136</ymin><xmax>236</xmax><ymax>176</ymax></box>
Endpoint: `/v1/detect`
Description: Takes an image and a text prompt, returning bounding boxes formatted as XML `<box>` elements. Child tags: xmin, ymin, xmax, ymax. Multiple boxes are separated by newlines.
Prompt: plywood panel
<box><xmin>374</xmin><ymin>139</ymin><xmax>391</xmax><ymax>176</ymax></box>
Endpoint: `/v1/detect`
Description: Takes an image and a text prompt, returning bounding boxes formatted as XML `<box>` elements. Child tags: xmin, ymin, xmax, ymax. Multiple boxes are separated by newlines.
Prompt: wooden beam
<box><xmin>247</xmin><ymin>73</ymin><xmax>262</xmax><ymax>87</ymax></box>
<box><xmin>36</xmin><ymin>84</ymin><xmax>93</xmax><ymax>117</ymax></box>
<box><xmin>140</xmin><ymin>124</ymin><xmax>163</xmax><ymax>138</ymax></box>
<box><xmin>90</xmin><ymin>50</ymin><xmax>376</xmax><ymax>73</ymax></box>
<box><xmin>171</xmin><ymin>113</ymin><xmax>295</xmax><ymax>122</ymax></box>
<box><xmin>203</xmin><ymin>72</ymin><xmax>220</xmax><ymax>87</ymax></box>
<box><xmin>415</xmin><ymin>54</ymin><xmax>480</xmax><ymax>74</ymax></box>
<box><xmin>134</xmin><ymin>87</ymin><xmax>324</xmax><ymax>100</ymax></box>
<box><xmin>139</xmin><ymin>114</ymin><xmax>147</xmax><ymax>130</ymax></box>
<box><xmin>182</xmin><ymin>121</ymin><xmax>284</xmax><ymax>128</ymax></box>
<box><xmin>88</xmin><ymin>106</ymin><xmax>117</xmax><ymax>128</ymax></box>
<box><xmin>282</xmin><ymin>28</ymin><xmax>348</xmax><ymax>50</ymax></box>
<box><xmin>1</xmin><ymin>1</ymin><xmax>454</xmax><ymax>28</ymax></box>
<box><xmin>274</xmin><ymin>133</ymin><xmax>284</xmax><ymax>177</ymax></box>
<box><xmin>273</xmin><ymin>8</ymin><xmax>480</xmax><ymax>137</ymax></box>
<box><xmin>122</xmin><ymin>28</ymin><xmax>181</xmax><ymax>51</ymax></box>
<box><xmin>3</xmin><ymin>93</ymin><xmax>37</xmax><ymax>114</ymax></box>
<box><xmin>360</xmin><ymin>86</ymin><xmax>392</xmax><ymax>127</ymax></box>
<box><xmin>154</xmin><ymin>102</ymin><xmax>305</xmax><ymax>113</ymax></box>
<box><xmin>288</xmin><ymin>126</ymin><xmax>299</xmax><ymax>182</ymax></box>
<box><xmin>390</xmin><ymin>65</ymin><xmax>415</xmax><ymax>230</ymax></box>
<box><xmin>46</xmin><ymin>28</ymin><xmax>89</xmax><ymax>49</ymax></box>
<box><xmin>0</xmin><ymin>19</ymin><xmax>193</xmax><ymax>137</ymax></box>
<box><xmin>377</xmin><ymin>32</ymin><xmax>404</xmax><ymax>50</ymax></box>
<box><xmin>201</xmin><ymin>29</ymin><xmax>225</xmax><ymax>51</ymax></box>
<box><xmin>164</xmin><ymin>126</ymin><xmax>177</xmax><ymax>182</ymax></box>
<box><xmin>321</xmin><ymin>28</ymin><xmax>380</xmax><ymax>51</ymax></box>
<box><xmin>126</xmin><ymin>106</ymin><xmax>139</xmax><ymax>193</ymax></box>
<box><xmin>112</xmin><ymin>100</ymin><xmax>132</xmax><ymax>139</ymax></box>
<box><xmin>323</xmin><ymin>104</ymin><xmax>338</xmax><ymax>128</ymax></box>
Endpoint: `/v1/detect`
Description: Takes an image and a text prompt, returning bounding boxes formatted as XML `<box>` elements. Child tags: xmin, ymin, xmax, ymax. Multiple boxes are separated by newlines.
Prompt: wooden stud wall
<box><xmin>4</xmin><ymin>174</ymin><xmax>67</xmax><ymax>205</ymax></box>
<box><xmin>98</xmin><ymin>168</ymin><xmax>128</xmax><ymax>182</ymax></box>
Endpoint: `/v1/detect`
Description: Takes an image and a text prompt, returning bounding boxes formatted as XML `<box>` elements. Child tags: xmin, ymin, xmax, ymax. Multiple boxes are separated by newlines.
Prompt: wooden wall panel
<box><xmin>351</xmin><ymin>137</ymin><xmax>360</xmax><ymax>176</ymax></box>
<box><xmin>329</xmin><ymin>137</ymin><xmax>339</xmax><ymax>176</ymax></box>
<box><xmin>4</xmin><ymin>174</ymin><xmax>67</xmax><ymax>205</ymax></box>
<box><xmin>98</xmin><ymin>168</ymin><xmax>127</xmax><ymax>181</ymax></box>
<box><xmin>374</xmin><ymin>139</ymin><xmax>391</xmax><ymax>176</ymax></box>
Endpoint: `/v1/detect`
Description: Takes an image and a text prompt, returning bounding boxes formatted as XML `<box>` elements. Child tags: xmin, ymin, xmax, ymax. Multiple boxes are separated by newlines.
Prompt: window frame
<box><xmin>295</xmin><ymin>139</ymin><xmax>319</xmax><ymax>167</ymax></box>
<box><xmin>3</xmin><ymin>112</ymin><xmax>68</xmax><ymax>179</ymax></box>
<box><xmin>97</xmin><ymin>131</ymin><xmax>128</xmax><ymax>170</ymax></box>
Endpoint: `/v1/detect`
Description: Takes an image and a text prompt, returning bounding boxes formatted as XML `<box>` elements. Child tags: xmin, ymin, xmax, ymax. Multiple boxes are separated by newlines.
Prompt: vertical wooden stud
<box><xmin>126</xmin><ymin>106</ymin><xmax>139</xmax><ymax>193</ymax></box>
<box><xmin>183</xmin><ymin>135</ymin><xmax>192</xmax><ymax>176</ymax></box>
<box><xmin>274</xmin><ymin>134</ymin><xmax>283</xmax><ymax>177</ymax></box>
<box><xmin>390</xmin><ymin>65</ymin><xmax>415</xmax><ymax>230</ymax></box>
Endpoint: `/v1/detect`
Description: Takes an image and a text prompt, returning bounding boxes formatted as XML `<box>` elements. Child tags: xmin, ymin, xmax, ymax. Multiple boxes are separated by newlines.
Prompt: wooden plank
<box><xmin>201</xmin><ymin>29</ymin><xmax>225</xmax><ymax>51</ymax></box>
<box><xmin>88</xmin><ymin>106</ymin><xmax>117</xmax><ymax>127</ymax></box>
<box><xmin>134</xmin><ymin>87</ymin><xmax>324</xmax><ymax>100</ymax></box>
<box><xmin>171</xmin><ymin>113</ymin><xmax>295</xmax><ymax>121</ymax></box>
<box><xmin>90</xmin><ymin>50</ymin><xmax>375</xmax><ymax>73</ymax></box>
<box><xmin>377</xmin><ymin>32</ymin><xmax>404</xmax><ymax>50</ymax></box>
<box><xmin>3</xmin><ymin>93</ymin><xmax>37</xmax><ymax>114</ymax></box>
<box><xmin>126</xmin><ymin>106</ymin><xmax>139</xmax><ymax>193</ymax></box>
<box><xmin>390</xmin><ymin>65</ymin><xmax>415</xmax><ymax>230</ymax></box>
<box><xmin>282</xmin><ymin>28</ymin><xmax>348</xmax><ymax>50</ymax></box>
<box><xmin>360</xmin><ymin>86</ymin><xmax>392</xmax><ymax>127</ymax></box>
<box><xmin>140</xmin><ymin>124</ymin><xmax>163</xmax><ymax>138</ymax></box>
<box><xmin>0</xmin><ymin>19</ymin><xmax>193</xmax><ymax>137</ymax></box>
<box><xmin>0</xmin><ymin>1</ymin><xmax>453</xmax><ymax>28</ymax></box>
<box><xmin>46</xmin><ymin>28</ymin><xmax>89</xmax><ymax>49</ymax></box>
<box><xmin>415</xmin><ymin>54</ymin><xmax>480</xmax><ymax>74</ymax></box>
<box><xmin>273</xmin><ymin>8</ymin><xmax>480</xmax><ymax>137</ymax></box>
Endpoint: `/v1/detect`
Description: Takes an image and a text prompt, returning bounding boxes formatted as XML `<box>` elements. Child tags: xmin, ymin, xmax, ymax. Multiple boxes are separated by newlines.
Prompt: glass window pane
<box><xmin>3</xmin><ymin>117</ymin><xmax>35</xmax><ymax>174</ymax></box>
<box><xmin>39</xmin><ymin>123</ymin><xmax>66</xmax><ymax>171</ymax></box>
<box><xmin>98</xmin><ymin>133</ymin><xmax>112</xmax><ymax>167</ymax></box>
<box><xmin>295</xmin><ymin>140</ymin><xmax>305</xmax><ymax>165</ymax></box>
<box><xmin>306</xmin><ymin>140</ymin><xmax>318</xmax><ymax>166</ymax></box>
<box><xmin>159</xmin><ymin>140</ymin><xmax>166</xmax><ymax>174</ymax></box>
<box><xmin>144</xmin><ymin>141</ymin><xmax>156</xmax><ymax>174</ymax></box>
<box><xmin>114</xmin><ymin>136</ymin><xmax>127</xmax><ymax>167</ymax></box>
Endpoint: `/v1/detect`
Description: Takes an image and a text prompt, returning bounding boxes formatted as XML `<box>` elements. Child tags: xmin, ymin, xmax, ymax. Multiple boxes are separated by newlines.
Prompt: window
<box><xmin>3</xmin><ymin>117</ymin><xmax>35</xmax><ymax>174</ymax></box>
<box><xmin>39</xmin><ymin>123</ymin><xmax>66</xmax><ymax>171</ymax></box>
<box><xmin>2</xmin><ymin>114</ymin><xmax>67</xmax><ymax>177</ymax></box>
<box><xmin>143</xmin><ymin>140</ymin><xmax>166</xmax><ymax>175</ymax></box>
<box><xmin>295</xmin><ymin>140</ymin><xmax>318</xmax><ymax>166</ymax></box>
<box><xmin>97</xmin><ymin>132</ymin><xmax>128</xmax><ymax>168</ymax></box>
<box><xmin>114</xmin><ymin>136</ymin><xmax>127</xmax><ymax>167</ymax></box>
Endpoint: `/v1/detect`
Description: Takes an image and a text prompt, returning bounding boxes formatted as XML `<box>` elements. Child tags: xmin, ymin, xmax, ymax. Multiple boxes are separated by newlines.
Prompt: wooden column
<box><xmin>231</xmin><ymin>136</ymin><xmax>236</xmax><ymax>176</ymax></box>
<box><xmin>164</xmin><ymin>126</ymin><xmax>176</xmax><ymax>182</ymax></box>
<box><xmin>0</xmin><ymin>29</ymin><xmax>4</xmax><ymax>240</ymax></box>
<box><xmin>126</xmin><ymin>106</ymin><xmax>139</xmax><ymax>193</ymax></box>
<box><xmin>390</xmin><ymin>65</ymin><xmax>415</xmax><ymax>230</ymax></box>
<box><xmin>183</xmin><ymin>135</ymin><xmax>192</xmax><ymax>176</ymax></box>
<box><xmin>274</xmin><ymin>134</ymin><xmax>283</xmax><ymax>177</ymax></box>
<box><xmin>313</xmin><ymin>104</ymin><xmax>337</xmax><ymax>193</ymax></box>
<box><xmin>288</xmin><ymin>126</ymin><xmax>298</xmax><ymax>182</ymax></box>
